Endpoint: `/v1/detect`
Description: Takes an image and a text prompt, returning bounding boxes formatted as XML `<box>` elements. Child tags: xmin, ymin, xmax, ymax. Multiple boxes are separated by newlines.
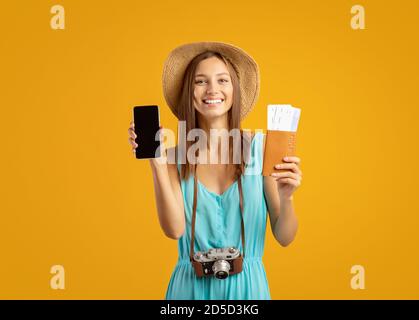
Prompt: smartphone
<box><xmin>133</xmin><ymin>105</ymin><xmax>161</xmax><ymax>159</ymax></box>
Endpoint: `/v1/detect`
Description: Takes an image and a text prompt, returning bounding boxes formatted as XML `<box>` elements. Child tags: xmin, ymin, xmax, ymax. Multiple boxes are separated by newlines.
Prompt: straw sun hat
<box><xmin>161</xmin><ymin>41</ymin><xmax>260</xmax><ymax>120</ymax></box>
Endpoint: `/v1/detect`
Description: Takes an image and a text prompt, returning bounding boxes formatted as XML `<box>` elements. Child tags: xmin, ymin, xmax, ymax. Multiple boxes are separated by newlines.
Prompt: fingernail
<box><xmin>275</xmin><ymin>164</ymin><xmax>282</xmax><ymax>169</ymax></box>
<box><xmin>284</xmin><ymin>157</ymin><xmax>289</xmax><ymax>161</ymax></box>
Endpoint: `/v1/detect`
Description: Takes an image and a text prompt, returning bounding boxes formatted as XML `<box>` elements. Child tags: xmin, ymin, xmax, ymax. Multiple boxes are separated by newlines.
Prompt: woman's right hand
<box><xmin>128</xmin><ymin>120</ymin><xmax>138</xmax><ymax>154</ymax></box>
<box><xmin>128</xmin><ymin>121</ymin><xmax>166</xmax><ymax>168</ymax></box>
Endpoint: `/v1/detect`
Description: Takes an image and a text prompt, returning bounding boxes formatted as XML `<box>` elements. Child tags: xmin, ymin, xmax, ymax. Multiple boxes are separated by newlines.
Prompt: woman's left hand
<box><xmin>270</xmin><ymin>156</ymin><xmax>302</xmax><ymax>200</ymax></box>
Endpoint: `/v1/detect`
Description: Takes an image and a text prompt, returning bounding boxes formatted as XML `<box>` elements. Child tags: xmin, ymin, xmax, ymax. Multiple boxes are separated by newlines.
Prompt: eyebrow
<box><xmin>195</xmin><ymin>72</ymin><xmax>230</xmax><ymax>77</ymax></box>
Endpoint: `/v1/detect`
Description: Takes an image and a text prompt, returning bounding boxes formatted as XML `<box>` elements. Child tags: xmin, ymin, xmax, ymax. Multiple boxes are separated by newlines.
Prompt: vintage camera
<box><xmin>192</xmin><ymin>247</ymin><xmax>243</xmax><ymax>279</ymax></box>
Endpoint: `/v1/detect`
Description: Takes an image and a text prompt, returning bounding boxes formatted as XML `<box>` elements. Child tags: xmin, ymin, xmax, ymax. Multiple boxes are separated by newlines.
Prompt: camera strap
<box><xmin>190</xmin><ymin>163</ymin><xmax>245</xmax><ymax>262</ymax></box>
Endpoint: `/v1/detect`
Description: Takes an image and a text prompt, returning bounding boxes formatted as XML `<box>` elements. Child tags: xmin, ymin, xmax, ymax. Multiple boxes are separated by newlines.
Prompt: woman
<box><xmin>128</xmin><ymin>42</ymin><xmax>302</xmax><ymax>299</ymax></box>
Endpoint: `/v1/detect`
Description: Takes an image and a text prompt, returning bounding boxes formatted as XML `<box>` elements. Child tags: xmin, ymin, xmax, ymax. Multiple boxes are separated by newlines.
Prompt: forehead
<box><xmin>195</xmin><ymin>57</ymin><xmax>230</xmax><ymax>76</ymax></box>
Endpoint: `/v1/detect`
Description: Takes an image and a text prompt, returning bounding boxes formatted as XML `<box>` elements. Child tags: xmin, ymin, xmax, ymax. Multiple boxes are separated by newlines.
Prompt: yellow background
<box><xmin>1</xmin><ymin>0</ymin><xmax>418</xmax><ymax>299</ymax></box>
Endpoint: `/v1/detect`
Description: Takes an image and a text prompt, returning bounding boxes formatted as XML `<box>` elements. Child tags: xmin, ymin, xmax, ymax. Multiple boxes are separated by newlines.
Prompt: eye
<box><xmin>220</xmin><ymin>79</ymin><xmax>229</xmax><ymax>83</ymax></box>
<box><xmin>195</xmin><ymin>80</ymin><xmax>206</xmax><ymax>84</ymax></box>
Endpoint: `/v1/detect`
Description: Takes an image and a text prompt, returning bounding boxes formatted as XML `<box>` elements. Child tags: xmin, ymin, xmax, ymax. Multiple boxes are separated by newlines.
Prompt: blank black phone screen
<box><xmin>133</xmin><ymin>105</ymin><xmax>161</xmax><ymax>159</ymax></box>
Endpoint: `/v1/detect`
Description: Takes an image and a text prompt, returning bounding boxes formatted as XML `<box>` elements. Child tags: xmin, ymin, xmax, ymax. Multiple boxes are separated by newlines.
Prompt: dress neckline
<box><xmin>197</xmin><ymin>178</ymin><xmax>238</xmax><ymax>198</ymax></box>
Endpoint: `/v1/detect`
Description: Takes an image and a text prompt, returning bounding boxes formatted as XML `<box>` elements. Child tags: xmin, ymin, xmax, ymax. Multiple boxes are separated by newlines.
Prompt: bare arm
<box><xmin>149</xmin><ymin>155</ymin><xmax>185</xmax><ymax>240</ymax></box>
<box><xmin>261</xmin><ymin>134</ymin><xmax>299</xmax><ymax>247</ymax></box>
<box><xmin>264</xmin><ymin>177</ymin><xmax>298</xmax><ymax>246</ymax></box>
<box><xmin>128</xmin><ymin>121</ymin><xmax>185</xmax><ymax>240</ymax></box>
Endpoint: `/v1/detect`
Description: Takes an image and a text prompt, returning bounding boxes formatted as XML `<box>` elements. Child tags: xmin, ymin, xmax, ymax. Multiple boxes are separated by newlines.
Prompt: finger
<box><xmin>276</xmin><ymin>177</ymin><xmax>301</xmax><ymax>187</ymax></box>
<box><xmin>128</xmin><ymin>135</ymin><xmax>136</xmax><ymax>143</ymax></box>
<box><xmin>128</xmin><ymin>129</ymin><xmax>137</xmax><ymax>139</ymax></box>
<box><xmin>274</xmin><ymin>163</ymin><xmax>302</xmax><ymax>175</ymax></box>
<box><xmin>128</xmin><ymin>138</ymin><xmax>135</xmax><ymax>147</ymax></box>
<box><xmin>128</xmin><ymin>137</ymin><xmax>138</xmax><ymax>147</ymax></box>
<box><xmin>270</xmin><ymin>171</ymin><xmax>298</xmax><ymax>179</ymax></box>
<box><xmin>275</xmin><ymin>177</ymin><xmax>302</xmax><ymax>186</ymax></box>
<box><xmin>130</xmin><ymin>121</ymin><xmax>135</xmax><ymax>128</ymax></box>
<box><xmin>283</xmin><ymin>156</ymin><xmax>301</xmax><ymax>166</ymax></box>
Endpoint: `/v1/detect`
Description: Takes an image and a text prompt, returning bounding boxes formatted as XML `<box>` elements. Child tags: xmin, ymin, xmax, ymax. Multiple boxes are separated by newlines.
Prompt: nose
<box><xmin>206</xmin><ymin>79</ymin><xmax>221</xmax><ymax>95</ymax></box>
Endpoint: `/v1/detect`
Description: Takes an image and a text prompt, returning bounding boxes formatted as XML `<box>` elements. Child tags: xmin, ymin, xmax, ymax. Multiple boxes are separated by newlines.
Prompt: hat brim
<box><xmin>162</xmin><ymin>41</ymin><xmax>260</xmax><ymax>121</ymax></box>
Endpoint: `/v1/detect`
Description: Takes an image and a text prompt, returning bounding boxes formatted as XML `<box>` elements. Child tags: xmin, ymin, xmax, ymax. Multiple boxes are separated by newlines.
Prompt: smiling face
<box><xmin>193</xmin><ymin>56</ymin><xmax>233</xmax><ymax>120</ymax></box>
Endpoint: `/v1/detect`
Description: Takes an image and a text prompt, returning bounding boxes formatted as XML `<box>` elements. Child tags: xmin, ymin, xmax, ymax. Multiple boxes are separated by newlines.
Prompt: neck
<box><xmin>198</xmin><ymin>113</ymin><xmax>229</xmax><ymax>135</ymax></box>
<box><xmin>197</xmin><ymin>113</ymin><xmax>230</xmax><ymax>155</ymax></box>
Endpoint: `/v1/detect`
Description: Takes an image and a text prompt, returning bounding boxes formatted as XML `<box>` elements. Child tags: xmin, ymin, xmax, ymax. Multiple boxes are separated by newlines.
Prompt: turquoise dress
<box><xmin>165</xmin><ymin>132</ymin><xmax>271</xmax><ymax>300</ymax></box>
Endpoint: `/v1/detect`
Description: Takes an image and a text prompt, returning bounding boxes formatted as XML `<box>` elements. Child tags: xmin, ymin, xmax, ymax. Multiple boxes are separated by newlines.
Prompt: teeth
<box><xmin>204</xmin><ymin>99</ymin><xmax>223</xmax><ymax>104</ymax></box>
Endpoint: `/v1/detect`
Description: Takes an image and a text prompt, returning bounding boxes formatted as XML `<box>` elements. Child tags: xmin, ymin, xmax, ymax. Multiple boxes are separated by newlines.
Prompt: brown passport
<box><xmin>262</xmin><ymin>130</ymin><xmax>297</xmax><ymax>176</ymax></box>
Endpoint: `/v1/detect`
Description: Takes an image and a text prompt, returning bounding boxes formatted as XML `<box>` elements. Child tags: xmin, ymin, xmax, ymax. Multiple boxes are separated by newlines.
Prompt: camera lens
<box><xmin>212</xmin><ymin>260</ymin><xmax>230</xmax><ymax>279</ymax></box>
